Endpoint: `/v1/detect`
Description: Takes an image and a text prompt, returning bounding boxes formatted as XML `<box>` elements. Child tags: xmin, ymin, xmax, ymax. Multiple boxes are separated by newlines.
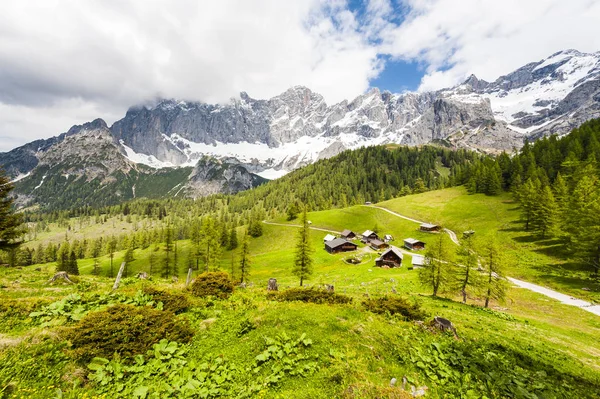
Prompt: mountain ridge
<box><xmin>1</xmin><ymin>48</ymin><xmax>600</xmax><ymax>206</ymax></box>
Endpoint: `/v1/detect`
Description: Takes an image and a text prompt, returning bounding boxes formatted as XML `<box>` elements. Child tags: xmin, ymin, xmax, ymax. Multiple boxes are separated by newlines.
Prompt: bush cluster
<box><xmin>143</xmin><ymin>287</ymin><xmax>190</xmax><ymax>314</ymax></box>
<box><xmin>362</xmin><ymin>296</ymin><xmax>426</xmax><ymax>320</ymax></box>
<box><xmin>268</xmin><ymin>287</ymin><xmax>352</xmax><ymax>305</ymax></box>
<box><xmin>190</xmin><ymin>272</ymin><xmax>234</xmax><ymax>299</ymax></box>
<box><xmin>63</xmin><ymin>304</ymin><xmax>194</xmax><ymax>362</ymax></box>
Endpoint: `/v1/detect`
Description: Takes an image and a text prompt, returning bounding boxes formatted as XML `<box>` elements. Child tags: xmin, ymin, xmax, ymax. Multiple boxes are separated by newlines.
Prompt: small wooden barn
<box><xmin>323</xmin><ymin>234</ymin><xmax>336</xmax><ymax>243</ymax></box>
<box><xmin>384</xmin><ymin>234</ymin><xmax>394</xmax><ymax>243</ymax></box>
<box><xmin>340</xmin><ymin>229</ymin><xmax>356</xmax><ymax>239</ymax></box>
<box><xmin>325</xmin><ymin>238</ymin><xmax>358</xmax><ymax>254</ymax></box>
<box><xmin>411</xmin><ymin>254</ymin><xmax>425</xmax><ymax>267</ymax></box>
<box><xmin>361</xmin><ymin>230</ymin><xmax>379</xmax><ymax>243</ymax></box>
<box><xmin>404</xmin><ymin>238</ymin><xmax>425</xmax><ymax>251</ymax></box>
<box><xmin>375</xmin><ymin>247</ymin><xmax>404</xmax><ymax>268</ymax></box>
<box><xmin>369</xmin><ymin>238</ymin><xmax>388</xmax><ymax>250</ymax></box>
<box><xmin>420</xmin><ymin>223</ymin><xmax>441</xmax><ymax>232</ymax></box>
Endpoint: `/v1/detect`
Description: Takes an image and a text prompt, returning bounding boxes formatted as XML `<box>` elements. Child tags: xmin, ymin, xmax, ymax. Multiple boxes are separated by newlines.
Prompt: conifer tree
<box><xmin>420</xmin><ymin>233</ymin><xmax>454</xmax><ymax>297</ymax></box>
<box><xmin>454</xmin><ymin>235</ymin><xmax>481</xmax><ymax>303</ymax></box>
<box><xmin>228</xmin><ymin>226</ymin><xmax>239</xmax><ymax>250</ymax></box>
<box><xmin>124</xmin><ymin>247</ymin><xmax>134</xmax><ymax>278</ymax></box>
<box><xmin>533</xmin><ymin>185</ymin><xmax>559</xmax><ymax>238</ymax></box>
<box><xmin>293</xmin><ymin>207</ymin><xmax>313</xmax><ymax>286</ymax></box>
<box><xmin>0</xmin><ymin>169</ymin><xmax>22</xmax><ymax>254</ymax></box>
<box><xmin>67</xmin><ymin>250</ymin><xmax>79</xmax><ymax>275</ymax></box>
<box><xmin>517</xmin><ymin>179</ymin><xmax>538</xmax><ymax>230</ymax></box>
<box><xmin>163</xmin><ymin>227</ymin><xmax>173</xmax><ymax>278</ymax></box>
<box><xmin>239</xmin><ymin>233</ymin><xmax>251</xmax><ymax>284</ymax></box>
<box><xmin>480</xmin><ymin>237</ymin><xmax>507</xmax><ymax>308</ymax></box>
<box><xmin>106</xmin><ymin>237</ymin><xmax>117</xmax><ymax>278</ymax></box>
<box><xmin>56</xmin><ymin>242</ymin><xmax>70</xmax><ymax>272</ymax></box>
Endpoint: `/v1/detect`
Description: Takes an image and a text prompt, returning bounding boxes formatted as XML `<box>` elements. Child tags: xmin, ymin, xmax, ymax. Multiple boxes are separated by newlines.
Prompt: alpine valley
<box><xmin>2</xmin><ymin>49</ymin><xmax>600</xmax><ymax>209</ymax></box>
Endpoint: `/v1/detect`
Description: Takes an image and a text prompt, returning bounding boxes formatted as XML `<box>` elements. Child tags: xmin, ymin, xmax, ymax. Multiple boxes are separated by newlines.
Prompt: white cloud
<box><xmin>0</xmin><ymin>0</ymin><xmax>381</xmax><ymax>151</ymax></box>
<box><xmin>382</xmin><ymin>0</ymin><xmax>600</xmax><ymax>91</ymax></box>
<box><xmin>1</xmin><ymin>0</ymin><xmax>599</xmax><ymax>152</ymax></box>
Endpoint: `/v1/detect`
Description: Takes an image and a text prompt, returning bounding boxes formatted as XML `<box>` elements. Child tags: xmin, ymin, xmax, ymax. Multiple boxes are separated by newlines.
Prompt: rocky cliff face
<box><xmin>4</xmin><ymin>123</ymin><xmax>264</xmax><ymax>210</ymax></box>
<box><xmin>107</xmin><ymin>50</ymin><xmax>599</xmax><ymax>176</ymax></box>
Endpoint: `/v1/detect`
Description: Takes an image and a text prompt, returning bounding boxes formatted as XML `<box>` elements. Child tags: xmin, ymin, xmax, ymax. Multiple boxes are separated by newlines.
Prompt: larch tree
<box><xmin>293</xmin><ymin>207</ymin><xmax>313</xmax><ymax>286</ymax></box>
<box><xmin>533</xmin><ymin>185</ymin><xmax>560</xmax><ymax>238</ymax></box>
<box><xmin>238</xmin><ymin>233</ymin><xmax>251</xmax><ymax>284</ymax></box>
<box><xmin>163</xmin><ymin>227</ymin><xmax>173</xmax><ymax>278</ymax></box>
<box><xmin>480</xmin><ymin>236</ymin><xmax>508</xmax><ymax>308</ymax></box>
<box><xmin>454</xmin><ymin>235</ymin><xmax>481</xmax><ymax>303</ymax></box>
<box><xmin>420</xmin><ymin>233</ymin><xmax>455</xmax><ymax>297</ymax></box>
<box><xmin>56</xmin><ymin>242</ymin><xmax>70</xmax><ymax>273</ymax></box>
<box><xmin>0</xmin><ymin>169</ymin><xmax>22</xmax><ymax>255</ymax></box>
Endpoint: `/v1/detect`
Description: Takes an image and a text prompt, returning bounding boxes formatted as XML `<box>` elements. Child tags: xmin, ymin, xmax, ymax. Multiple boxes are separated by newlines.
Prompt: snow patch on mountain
<box><xmin>120</xmin><ymin>140</ymin><xmax>176</xmax><ymax>168</ymax></box>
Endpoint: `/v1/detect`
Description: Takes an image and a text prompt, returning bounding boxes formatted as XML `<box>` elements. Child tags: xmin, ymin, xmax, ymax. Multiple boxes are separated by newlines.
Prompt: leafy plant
<box><xmin>88</xmin><ymin>339</ymin><xmax>237</xmax><ymax>398</ymax></box>
<box><xmin>29</xmin><ymin>291</ymin><xmax>157</xmax><ymax>327</ymax></box>
<box><xmin>267</xmin><ymin>287</ymin><xmax>352</xmax><ymax>305</ymax></box>
<box><xmin>239</xmin><ymin>332</ymin><xmax>319</xmax><ymax>397</ymax></box>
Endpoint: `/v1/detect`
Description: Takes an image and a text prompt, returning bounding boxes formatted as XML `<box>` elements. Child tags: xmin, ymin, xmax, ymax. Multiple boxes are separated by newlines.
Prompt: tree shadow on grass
<box><xmin>499</xmin><ymin>220</ymin><xmax>525</xmax><ymax>233</ymax></box>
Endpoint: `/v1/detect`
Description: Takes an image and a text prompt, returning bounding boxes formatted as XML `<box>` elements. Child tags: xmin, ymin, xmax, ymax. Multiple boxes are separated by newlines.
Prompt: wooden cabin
<box><xmin>420</xmin><ymin>223</ymin><xmax>441</xmax><ymax>233</ymax></box>
<box><xmin>404</xmin><ymin>238</ymin><xmax>425</xmax><ymax>251</ymax></box>
<box><xmin>340</xmin><ymin>229</ymin><xmax>356</xmax><ymax>239</ymax></box>
<box><xmin>361</xmin><ymin>230</ymin><xmax>379</xmax><ymax>243</ymax></box>
<box><xmin>369</xmin><ymin>238</ymin><xmax>388</xmax><ymax>250</ymax></box>
<box><xmin>323</xmin><ymin>234</ymin><xmax>336</xmax><ymax>243</ymax></box>
<box><xmin>375</xmin><ymin>247</ymin><xmax>404</xmax><ymax>268</ymax></box>
<box><xmin>325</xmin><ymin>238</ymin><xmax>358</xmax><ymax>254</ymax></box>
<box><xmin>384</xmin><ymin>234</ymin><xmax>394</xmax><ymax>243</ymax></box>
<box><xmin>411</xmin><ymin>254</ymin><xmax>425</xmax><ymax>267</ymax></box>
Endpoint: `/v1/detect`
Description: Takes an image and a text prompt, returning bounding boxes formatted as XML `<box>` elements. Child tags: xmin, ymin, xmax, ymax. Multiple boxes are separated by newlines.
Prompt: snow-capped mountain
<box><xmin>1</xmin><ymin>49</ymin><xmax>599</xmax><ymax>200</ymax></box>
<box><xmin>106</xmin><ymin>49</ymin><xmax>600</xmax><ymax>178</ymax></box>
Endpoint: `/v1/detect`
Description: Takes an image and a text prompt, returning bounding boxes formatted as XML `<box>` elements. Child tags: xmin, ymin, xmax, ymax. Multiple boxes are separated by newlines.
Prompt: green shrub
<box><xmin>190</xmin><ymin>272</ymin><xmax>234</xmax><ymax>299</ymax></box>
<box><xmin>362</xmin><ymin>296</ymin><xmax>426</xmax><ymax>320</ymax></box>
<box><xmin>143</xmin><ymin>287</ymin><xmax>190</xmax><ymax>314</ymax></box>
<box><xmin>268</xmin><ymin>287</ymin><xmax>352</xmax><ymax>305</ymax></box>
<box><xmin>0</xmin><ymin>299</ymin><xmax>49</xmax><ymax>332</ymax></box>
<box><xmin>63</xmin><ymin>304</ymin><xmax>194</xmax><ymax>362</ymax></box>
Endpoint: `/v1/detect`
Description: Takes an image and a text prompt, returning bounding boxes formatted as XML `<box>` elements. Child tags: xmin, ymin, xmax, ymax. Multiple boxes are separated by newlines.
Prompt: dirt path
<box><xmin>366</xmin><ymin>204</ymin><xmax>599</xmax><ymax>317</ymax></box>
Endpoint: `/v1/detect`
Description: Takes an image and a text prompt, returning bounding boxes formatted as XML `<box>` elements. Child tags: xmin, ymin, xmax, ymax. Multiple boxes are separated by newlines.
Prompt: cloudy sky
<box><xmin>1</xmin><ymin>0</ymin><xmax>599</xmax><ymax>151</ymax></box>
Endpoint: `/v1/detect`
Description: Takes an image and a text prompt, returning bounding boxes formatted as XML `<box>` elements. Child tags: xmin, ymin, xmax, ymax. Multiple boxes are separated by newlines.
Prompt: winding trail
<box><xmin>365</xmin><ymin>204</ymin><xmax>600</xmax><ymax>316</ymax></box>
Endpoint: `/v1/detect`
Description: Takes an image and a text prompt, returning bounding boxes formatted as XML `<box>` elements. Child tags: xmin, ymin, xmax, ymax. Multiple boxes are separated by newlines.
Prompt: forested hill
<box><xmin>31</xmin><ymin>145</ymin><xmax>480</xmax><ymax>223</ymax></box>
<box><xmin>466</xmin><ymin>118</ymin><xmax>600</xmax><ymax>274</ymax></box>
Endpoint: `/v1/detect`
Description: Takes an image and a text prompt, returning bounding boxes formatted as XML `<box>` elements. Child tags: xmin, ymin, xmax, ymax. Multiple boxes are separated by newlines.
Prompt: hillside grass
<box><xmin>379</xmin><ymin>187</ymin><xmax>600</xmax><ymax>302</ymax></box>
<box><xmin>3</xmin><ymin>187</ymin><xmax>600</xmax><ymax>397</ymax></box>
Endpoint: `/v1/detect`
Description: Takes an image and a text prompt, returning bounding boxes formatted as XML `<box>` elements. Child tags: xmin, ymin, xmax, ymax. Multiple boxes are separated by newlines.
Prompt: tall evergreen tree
<box><xmin>163</xmin><ymin>227</ymin><xmax>173</xmax><ymax>278</ymax></box>
<box><xmin>420</xmin><ymin>233</ymin><xmax>454</xmax><ymax>297</ymax></box>
<box><xmin>480</xmin><ymin>237</ymin><xmax>507</xmax><ymax>308</ymax></box>
<box><xmin>0</xmin><ymin>169</ymin><xmax>22</xmax><ymax>254</ymax></box>
<box><xmin>533</xmin><ymin>185</ymin><xmax>559</xmax><ymax>238</ymax></box>
<box><xmin>453</xmin><ymin>235</ymin><xmax>481</xmax><ymax>303</ymax></box>
<box><xmin>55</xmin><ymin>242</ymin><xmax>70</xmax><ymax>273</ymax></box>
<box><xmin>293</xmin><ymin>207</ymin><xmax>313</xmax><ymax>286</ymax></box>
<box><xmin>239</xmin><ymin>233</ymin><xmax>251</xmax><ymax>284</ymax></box>
<box><xmin>228</xmin><ymin>226</ymin><xmax>239</xmax><ymax>250</ymax></box>
<box><xmin>67</xmin><ymin>250</ymin><xmax>79</xmax><ymax>275</ymax></box>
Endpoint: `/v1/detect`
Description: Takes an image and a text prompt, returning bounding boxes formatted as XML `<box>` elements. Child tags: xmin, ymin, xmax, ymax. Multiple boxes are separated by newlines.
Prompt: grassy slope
<box><xmin>378</xmin><ymin>186</ymin><xmax>600</xmax><ymax>302</ymax></box>
<box><xmin>3</xmin><ymin>187</ymin><xmax>600</xmax><ymax>397</ymax></box>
